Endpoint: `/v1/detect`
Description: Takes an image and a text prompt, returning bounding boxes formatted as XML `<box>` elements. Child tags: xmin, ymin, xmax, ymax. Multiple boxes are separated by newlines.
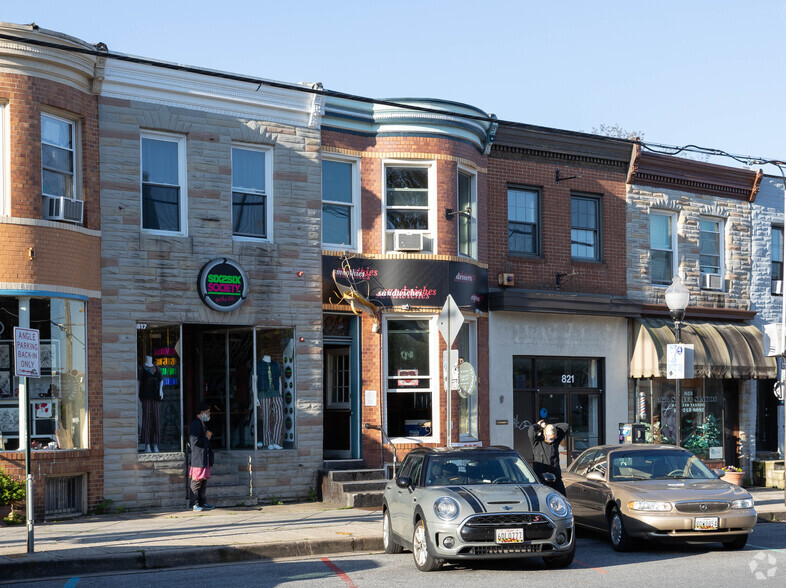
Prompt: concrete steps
<box><xmin>320</xmin><ymin>465</ymin><xmax>388</xmax><ymax>508</ymax></box>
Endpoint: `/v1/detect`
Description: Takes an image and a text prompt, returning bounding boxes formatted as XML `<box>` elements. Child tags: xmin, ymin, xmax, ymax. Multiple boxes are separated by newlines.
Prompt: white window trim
<box><xmin>322</xmin><ymin>153</ymin><xmax>361</xmax><ymax>251</ymax></box>
<box><xmin>383</xmin><ymin>313</ymin><xmax>440</xmax><ymax>445</ymax></box>
<box><xmin>457</xmin><ymin>164</ymin><xmax>478</xmax><ymax>260</ymax></box>
<box><xmin>650</xmin><ymin>210</ymin><xmax>678</xmax><ymax>286</ymax></box>
<box><xmin>699</xmin><ymin>216</ymin><xmax>725</xmax><ymax>277</ymax></box>
<box><xmin>41</xmin><ymin>111</ymin><xmax>80</xmax><ymax>201</ymax></box>
<box><xmin>382</xmin><ymin>159</ymin><xmax>437</xmax><ymax>254</ymax></box>
<box><xmin>571</xmin><ymin>193</ymin><xmax>602</xmax><ymax>261</ymax></box>
<box><xmin>458</xmin><ymin>316</ymin><xmax>478</xmax><ymax>442</ymax></box>
<box><xmin>0</xmin><ymin>102</ymin><xmax>7</xmax><ymax>216</ymax></box>
<box><xmin>140</xmin><ymin>130</ymin><xmax>188</xmax><ymax>237</ymax></box>
<box><xmin>231</xmin><ymin>143</ymin><xmax>274</xmax><ymax>242</ymax></box>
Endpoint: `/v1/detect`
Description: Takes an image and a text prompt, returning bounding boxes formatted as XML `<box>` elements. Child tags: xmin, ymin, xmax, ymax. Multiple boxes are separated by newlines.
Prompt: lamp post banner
<box><xmin>322</xmin><ymin>255</ymin><xmax>487</xmax><ymax>310</ymax></box>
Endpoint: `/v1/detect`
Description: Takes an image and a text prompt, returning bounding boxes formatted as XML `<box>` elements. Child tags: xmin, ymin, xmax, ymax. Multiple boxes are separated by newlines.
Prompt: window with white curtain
<box><xmin>141</xmin><ymin>132</ymin><xmax>186</xmax><ymax>234</ymax></box>
<box><xmin>232</xmin><ymin>146</ymin><xmax>271</xmax><ymax>239</ymax></box>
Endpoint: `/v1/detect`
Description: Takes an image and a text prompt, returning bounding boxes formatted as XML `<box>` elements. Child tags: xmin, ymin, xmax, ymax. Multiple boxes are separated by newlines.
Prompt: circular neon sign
<box><xmin>197</xmin><ymin>258</ymin><xmax>249</xmax><ymax>312</ymax></box>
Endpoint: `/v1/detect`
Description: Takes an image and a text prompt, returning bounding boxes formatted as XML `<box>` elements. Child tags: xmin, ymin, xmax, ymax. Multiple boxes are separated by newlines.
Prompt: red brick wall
<box><xmin>323</xmin><ymin>130</ymin><xmax>490</xmax><ymax>466</ymax></box>
<box><xmin>487</xmin><ymin>153</ymin><xmax>628</xmax><ymax>294</ymax></box>
<box><xmin>0</xmin><ymin>72</ymin><xmax>103</xmax><ymax>514</ymax></box>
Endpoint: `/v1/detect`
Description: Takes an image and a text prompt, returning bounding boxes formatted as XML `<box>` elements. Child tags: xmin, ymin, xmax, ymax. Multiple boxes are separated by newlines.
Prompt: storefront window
<box><xmin>386</xmin><ymin>319</ymin><xmax>434</xmax><ymax>438</ymax></box>
<box><xmin>0</xmin><ymin>296</ymin><xmax>88</xmax><ymax>450</ymax></box>
<box><xmin>137</xmin><ymin>324</ymin><xmax>182</xmax><ymax>453</ymax></box>
<box><xmin>456</xmin><ymin>321</ymin><xmax>478</xmax><ymax>440</ymax></box>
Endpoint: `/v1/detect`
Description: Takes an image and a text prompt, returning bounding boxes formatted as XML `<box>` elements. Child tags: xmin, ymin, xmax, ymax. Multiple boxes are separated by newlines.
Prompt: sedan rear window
<box><xmin>425</xmin><ymin>454</ymin><xmax>538</xmax><ymax>486</ymax></box>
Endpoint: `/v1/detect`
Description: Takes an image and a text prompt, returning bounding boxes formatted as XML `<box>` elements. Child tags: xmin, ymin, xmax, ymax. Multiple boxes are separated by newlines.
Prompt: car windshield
<box><xmin>425</xmin><ymin>454</ymin><xmax>539</xmax><ymax>486</ymax></box>
<box><xmin>609</xmin><ymin>450</ymin><xmax>715</xmax><ymax>481</ymax></box>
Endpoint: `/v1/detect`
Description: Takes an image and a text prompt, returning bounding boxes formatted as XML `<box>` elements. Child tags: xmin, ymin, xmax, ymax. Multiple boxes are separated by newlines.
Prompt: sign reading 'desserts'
<box><xmin>197</xmin><ymin>258</ymin><xmax>249</xmax><ymax>312</ymax></box>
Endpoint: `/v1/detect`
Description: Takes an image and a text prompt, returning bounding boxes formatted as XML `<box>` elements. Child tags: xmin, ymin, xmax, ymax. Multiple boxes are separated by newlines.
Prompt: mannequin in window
<box><xmin>138</xmin><ymin>355</ymin><xmax>164</xmax><ymax>452</ymax></box>
<box><xmin>255</xmin><ymin>353</ymin><xmax>283</xmax><ymax>449</ymax></box>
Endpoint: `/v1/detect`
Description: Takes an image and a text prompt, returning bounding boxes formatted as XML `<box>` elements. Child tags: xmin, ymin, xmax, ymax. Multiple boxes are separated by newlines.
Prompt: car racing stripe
<box><xmin>448</xmin><ymin>486</ymin><xmax>486</xmax><ymax>513</ymax></box>
<box><xmin>519</xmin><ymin>485</ymin><xmax>540</xmax><ymax>511</ymax></box>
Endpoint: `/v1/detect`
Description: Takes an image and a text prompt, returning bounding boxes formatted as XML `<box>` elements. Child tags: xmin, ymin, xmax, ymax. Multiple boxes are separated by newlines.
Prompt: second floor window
<box><xmin>41</xmin><ymin>113</ymin><xmax>76</xmax><ymax>200</ymax></box>
<box><xmin>458</xmin><ymin>170</ymin><xmax>477</xmax><ymax>258</ymax></box>
<box><xmin>571</xmin><ymin>194</ymin><xmax>600</xmax><ymax>260</ymax></box>
<box><xmin>508</xmin><ymin>187</ymin><xmax>540</xmax><ymax>255</ymax></box>
<box><xmin>699</xmin><ymin>218</ymin><xmax>722</xmax><ymax>275</ymax></box>
<box><xmin>650</xmin><ymin>212</ymin><xmax>675</xmax><ymax>285</ymax></box>
<box><xmin>773</xmin><ymin>226</ymin><xmax>783</xmax><ymax>286</ymax></box>
<box><xmin>141</xmin><ymin>133</ymin><xmax>185</xmax><ymax>233</ymax></box>
<box><xmin>322</xmin><ymin>158</ymin><xmax>356</xmax><ymax>248</ymax></box>
<box><xmin>232</xmin><ymin>147</ymin><xmax>269</xmax><ymax>239</ymax></box>
<box><xmin>386</xmin><ymin>166</ymin><xmax>429</xmax><ymax>231</ymax></box>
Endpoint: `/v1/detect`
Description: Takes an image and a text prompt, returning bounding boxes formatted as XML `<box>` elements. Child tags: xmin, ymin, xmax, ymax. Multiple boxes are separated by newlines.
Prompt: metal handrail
<box><xmin>364</xmin><ymin>423</ymin><xmax>397</xmax><ymax>478</ymax></box>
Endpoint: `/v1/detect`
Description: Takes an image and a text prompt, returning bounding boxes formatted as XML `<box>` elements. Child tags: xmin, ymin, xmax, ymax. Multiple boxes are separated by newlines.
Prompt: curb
<box><xmin>757</xmin><ymin>512</ymin><xmax>786</xmax><ymax>524</ymax></box>
<box><xmin>0</xmin><ymin>536</ymin><xmax>385</xmax><ymax>581</ymax></box>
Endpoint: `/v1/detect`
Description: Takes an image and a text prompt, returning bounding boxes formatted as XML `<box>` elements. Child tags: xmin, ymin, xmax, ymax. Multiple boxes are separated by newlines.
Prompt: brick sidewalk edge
<box><xmin>0</xmin><ymin>536</ymin><xmax>385</xmax><ymax>581</ymax></box>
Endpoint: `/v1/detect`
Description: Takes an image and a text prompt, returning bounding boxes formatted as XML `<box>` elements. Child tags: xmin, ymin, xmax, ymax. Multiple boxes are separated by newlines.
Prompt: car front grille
<box><xmin>460</xmin><ymin>513</ymin><xmax>555</xmax><ymax>542</ymax></box>
<box><xmin>461</xmin><ymin>544</ymin><xmax>543</xmax><ymax>555</ymax></box>
<box><xmin>674</xmin><ymin>501</ymin><xmax>729</xmax><ymax>513</ymax></box>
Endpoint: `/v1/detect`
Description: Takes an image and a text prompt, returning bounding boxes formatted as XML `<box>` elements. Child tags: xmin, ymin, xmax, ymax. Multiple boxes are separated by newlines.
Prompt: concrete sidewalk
<box><xmin>0</xmin><ymin>487</ymin><xmax>783</xmax><ymax>582</ymax></box>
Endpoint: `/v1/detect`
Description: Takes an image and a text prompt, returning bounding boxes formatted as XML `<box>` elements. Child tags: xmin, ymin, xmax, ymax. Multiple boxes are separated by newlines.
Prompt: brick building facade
<box><xmin>0</xmin><ymin>23</ymin><xmax>103</xmax><ymax>516</ymax></box>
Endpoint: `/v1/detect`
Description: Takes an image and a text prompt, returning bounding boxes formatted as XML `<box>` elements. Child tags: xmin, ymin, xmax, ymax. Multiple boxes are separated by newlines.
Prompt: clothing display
<box><xmin>255</xmin><ymin>357</ymin><xmax>283</xmax><ymax>448</ymax></box>
<box><xmin>138</xmin><ymin>358</ymin><xmax>163</xmax><ymax>451</ymax></box>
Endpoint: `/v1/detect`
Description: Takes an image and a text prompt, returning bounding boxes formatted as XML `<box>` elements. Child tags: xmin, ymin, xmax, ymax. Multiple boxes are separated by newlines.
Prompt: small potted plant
<box><xmin>720</xmin><ymin>465</ymin><xmax>744</xmax><ymax>486</ymax></box>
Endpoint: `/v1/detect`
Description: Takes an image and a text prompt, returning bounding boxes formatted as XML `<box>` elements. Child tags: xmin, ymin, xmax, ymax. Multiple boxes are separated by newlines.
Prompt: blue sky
<box><xmin>4</xmin><ymin>0</ymin><xmax>785</xmax><ymax>168</ymax></box>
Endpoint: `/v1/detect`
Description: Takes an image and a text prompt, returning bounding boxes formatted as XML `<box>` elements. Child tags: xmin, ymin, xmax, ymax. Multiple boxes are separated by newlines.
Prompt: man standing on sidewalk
<box><xmin>189</xmin><ymin>402</ymin><xmax>215</xmax><ymax>511</ymax></box>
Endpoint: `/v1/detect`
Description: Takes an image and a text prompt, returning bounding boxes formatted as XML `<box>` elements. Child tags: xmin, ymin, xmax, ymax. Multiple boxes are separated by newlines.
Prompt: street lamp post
<box><xmin>665</xmin><ymin>276</ymin><xmax>690</xmax><ymax>448</ymax></box>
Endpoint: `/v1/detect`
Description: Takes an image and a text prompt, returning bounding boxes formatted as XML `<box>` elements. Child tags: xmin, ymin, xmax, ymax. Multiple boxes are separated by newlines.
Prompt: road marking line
<box><xmin>573</xmin><ymin>558</ymin><xmax>609</xmax><ymax>573</ymax></box>
<box><xmin>749</xmin><ymin>543</ymin><xmax>786</xmax><ymax>554</ymax></box>
<box><xmin>321</xmin><ymin>557</ymin><xmax>357</xmax><ymax>588</ymax></box>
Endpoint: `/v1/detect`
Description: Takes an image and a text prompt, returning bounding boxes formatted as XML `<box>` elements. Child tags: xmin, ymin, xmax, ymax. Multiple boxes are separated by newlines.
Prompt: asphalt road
<box><xmin>10</xmin><ymin>524</ymin><xmax>786</xmax><ymax>587</ymax></box>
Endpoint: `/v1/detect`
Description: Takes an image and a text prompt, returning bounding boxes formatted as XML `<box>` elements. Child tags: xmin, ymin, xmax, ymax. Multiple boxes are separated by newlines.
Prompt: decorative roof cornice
<box><xmin>631</xmin><ymin>151</ymin><xmax>762</xmax><ymax>201</ymax></box>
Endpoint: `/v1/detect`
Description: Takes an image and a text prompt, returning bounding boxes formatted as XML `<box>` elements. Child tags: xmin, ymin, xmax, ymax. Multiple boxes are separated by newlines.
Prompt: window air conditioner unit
<box><xmin>43</xmin><ymin>196</ymin><xmax>84</xmax><ymax>223</ymax></box>
<box><xmin>700</xmin><ymin>273</ymin><xmax>723</xmax><ymax>290</ymax></box>
<box><xmin>772</xmin><ymin>280</ymin><xmax>783</xmax><ymax>295</ymax></box>
<box><xmin>393</xmin><ymin>232</ymin><xmax>424</xmax><ymax>252</ymax></box>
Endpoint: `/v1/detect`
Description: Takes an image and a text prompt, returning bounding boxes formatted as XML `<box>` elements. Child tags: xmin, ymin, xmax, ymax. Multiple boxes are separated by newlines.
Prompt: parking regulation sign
<box><xmin>14</xmin><ymin>327</ymin><xmax>41</xmax><ymax>378</ymax></box>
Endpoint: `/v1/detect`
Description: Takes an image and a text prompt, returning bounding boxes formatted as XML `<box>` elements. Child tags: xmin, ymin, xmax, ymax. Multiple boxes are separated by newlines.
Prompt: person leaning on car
<box><xmin>528</xmin><ymin>419</ymin><xmax>570</xmax><ymax>495</ymax></box>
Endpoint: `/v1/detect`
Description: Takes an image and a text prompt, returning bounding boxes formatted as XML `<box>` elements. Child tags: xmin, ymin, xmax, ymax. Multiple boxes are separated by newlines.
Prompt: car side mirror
<box><xmin>712</xmin><ymin>469</ymin><xmax>725</xmax><ymax>478</ymax></box>
<box><xmin>586</xmin><ymin>471</ymin><xmax>606</xmax><ymax>482</ymax></box>
<box><xmin>541</xmin><ymin>472</ymin><xmax>556</xmax><ymax>484</ymax></box>
<box><xmin>396</xmin><ymin>476</ymin><xmax>412</xmax><ymax>489</ymax></box>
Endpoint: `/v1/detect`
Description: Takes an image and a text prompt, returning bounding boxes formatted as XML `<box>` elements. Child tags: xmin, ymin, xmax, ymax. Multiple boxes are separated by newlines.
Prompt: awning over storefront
<box><xmin>629</xmin><ymin>318</ymin><xmax>776</xmax><ymax>379</ymax></box>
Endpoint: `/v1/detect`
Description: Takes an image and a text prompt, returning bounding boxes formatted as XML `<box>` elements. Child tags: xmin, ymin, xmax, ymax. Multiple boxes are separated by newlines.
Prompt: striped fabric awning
<box><xmin>629</xmin><ymin>318</ymin><xmax>776</xmax><ymax>379</ymax></box>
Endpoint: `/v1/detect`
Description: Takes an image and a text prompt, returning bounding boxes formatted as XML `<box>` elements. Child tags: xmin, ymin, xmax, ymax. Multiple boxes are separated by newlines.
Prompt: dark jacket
<box><xmin>528</xmin><ymin>422</ymin><xmax>570</xmax><ymax>474</ymax></box>
<box><xmin>189</xmin><ymin>417</ymin><xmax>214</xmax><ymax>468</ymax></box>
<box><xmin>138</xmin><ymin>366</ymin><xmax>162</xmax><ymax>401</ymax></box>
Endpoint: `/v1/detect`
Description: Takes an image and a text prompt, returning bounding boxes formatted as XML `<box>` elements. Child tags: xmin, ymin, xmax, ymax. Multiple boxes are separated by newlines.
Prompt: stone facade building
<box><xmin>98</xmin><ymin>55</ymin><xmax>325</xmax><ymax>508</ymax></box>
<box><xmin>0</xmin><ymin>23</ymin><xmax>104</xmax><ymax>516</ymax></box>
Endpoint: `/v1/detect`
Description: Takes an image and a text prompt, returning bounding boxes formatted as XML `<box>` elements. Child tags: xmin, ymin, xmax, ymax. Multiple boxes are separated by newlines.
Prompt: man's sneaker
<box><xmin>202</xmin><ymin>504</ymin><xmax>215</xmax><ymax>510</ymax></box>
<box><xmin>192</xmin><ymin>505</ymin><xmax>204</xmax><ymax>512</ymax></box>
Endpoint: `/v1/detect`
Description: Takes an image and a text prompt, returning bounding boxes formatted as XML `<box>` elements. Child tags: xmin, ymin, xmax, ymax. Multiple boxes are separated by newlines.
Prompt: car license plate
<box><xmin>694</xmin><ymin>517</ymin><xmax>719</xmax><ymax>531</ymax></box>
<box><xmin>495</xmin><ymin>528</ymin><xmax>524</xmax><ymax>543</ymax></box>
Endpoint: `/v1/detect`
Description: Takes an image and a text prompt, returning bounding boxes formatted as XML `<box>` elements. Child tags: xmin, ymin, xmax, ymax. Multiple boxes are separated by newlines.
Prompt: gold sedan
<box><xmin>562</xmin><ymin>444</ymin><xmax>756</xmax><ymax>551</ymax></box>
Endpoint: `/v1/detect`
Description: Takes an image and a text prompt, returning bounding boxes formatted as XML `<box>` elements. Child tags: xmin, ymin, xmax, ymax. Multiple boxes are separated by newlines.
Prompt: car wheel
<box><xmin>608</xmin><ymin>507</ymin><xmax>634</xmax><ymax>552</ymax></box>
<box><xmin>543</xmin><ymin>540</ymin><xmax>575</xmax><ymax>569</ymax></box>
<box><xmin>412</xmin><ymin>519</ymin><xmax>443</xmax><ymax>572</ymax></box>
<box><xmin>383</xmin><ymin>509</ymin><xmax>403</xmax><ymax>554</ymax></box>
<box><xmin>722</xmin><ymin>535</ymin><xmax>748</xmax><ymax>550</ymax></box>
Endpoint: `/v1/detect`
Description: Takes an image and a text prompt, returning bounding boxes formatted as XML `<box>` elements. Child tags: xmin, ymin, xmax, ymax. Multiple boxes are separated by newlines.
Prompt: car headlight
<box><xmin>628</xmin><ymin>500</ymin><xmax>672</xmax><ymax>512</ymax></box>
<box><xmin>547</xmin><ymin>493</ymin><xmax>571</xmax><ymax>518</ymax></box>
<box><xmin>434</xmin><ymin>496</ymin><xmax>460</xmax><ymax>520</ymax></box>
<box><xmin>731</xmin><ymin>498</ymin><xmax>754</xmax><ymax>509</ymax></box>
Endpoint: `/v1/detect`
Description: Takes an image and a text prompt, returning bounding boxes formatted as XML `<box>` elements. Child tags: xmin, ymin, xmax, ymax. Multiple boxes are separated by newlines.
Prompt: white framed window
<box><xmin>383</xmin><ymin>161</ymin><xmax>436</xmax><ymax>253</ymax></box>
<box><xmin>699</xmin><ymin>217</ymin><xmax>724</xmax><ymax>290</ymax></box>
<box><xmin>0</xmin><ymin>103</ymin><xmax>6</xmax><ymax>215</ymax></box>
<box><xmin>650</xmin><ymin>211</ymin><xmax>677</xmax><ymax>285</ymax></box>
<box><xmin>41</xmin><ymin>112</ymin><xmax>77</xmax><ymax>200</ymax></box>
<box><xmin>141</xmin><ymin>131</ymin><xmax>187</xmax><ymax>235</ymax></box>
<box><xmin>457</xmin><ymin>165</ymin><xmax>477</xmax><ymax>259</ymax></box>
<box><xmin>322</xmin><ymin>155</ymin><xmax>360</xmax><ymax>250</ymax></box>
<box><xmin>571</xmin><ymin>193</ymin><xmax>601</xmax><ymax>261</ymax></box>
<box><xmin>232</xmin><ymin>145</ymin><xmax>272</xmax><ymax>240</ymax></box>
<box><xmin>384</xmin><ymin>316</ymin><xmax>439</xmax><ymax>443</ymax></box>
<box><xmin>772</xmin><ymin>226</ymin><xmax>783</xmax><ymax>295</ymax></box>
<box><xmin>456</xmin><ymin>319</ymin><xmax>478</xmax><ymax>441</ymax></box>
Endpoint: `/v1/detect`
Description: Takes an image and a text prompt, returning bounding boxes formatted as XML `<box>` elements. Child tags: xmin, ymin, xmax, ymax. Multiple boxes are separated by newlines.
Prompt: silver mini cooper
<box><xmin>382</xmin><ymin>446</ymin><xmax>575</xmax><ymax>572</ymax></box>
